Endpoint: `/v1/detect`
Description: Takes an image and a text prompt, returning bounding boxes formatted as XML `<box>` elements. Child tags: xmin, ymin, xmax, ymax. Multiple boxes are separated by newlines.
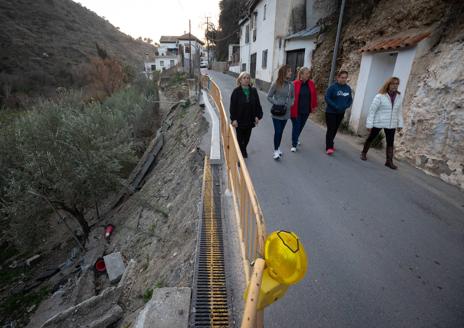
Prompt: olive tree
<box><xmin>1</xmin><ymin>93</ymin><xmax>138</xmax><ymax>241</ymax></box>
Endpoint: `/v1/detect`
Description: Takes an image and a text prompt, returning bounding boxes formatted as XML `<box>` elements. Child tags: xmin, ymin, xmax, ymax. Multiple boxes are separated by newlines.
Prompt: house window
<box><xmin>160</xmin><ymin>60</ymin><xmax>164</xmax><ymax>66</ymax></box>
<box><xmin>262</xmin><ymin>50</ymin><xmax>268</xmax><ymax>69</ymax></box>
<box><xmin>242</xmin><ymin>63</ymin><xmax>246</xmax><ymax>72</ymax></box>
<box><xmin>170</xmin><ymin>60</ymin><xmax>175</xmax><ymax>66</ymax></box>
<box><xmin>253</xmin><ymin>12</ymin><xmax>257</xmax><ymax>42</ymax></box>
<box><xmin>151</xmin><ymin>64</ymin><xmax>156</xmax><ymax>71</ymax></box>
<box><xmin>245</xmin><ymin>25</ymin><xmax>250</xmax><ymax>44</ymax></box>
<box><xmin>185</xmin><ymin>46</ymin><xmax>191</xmax><ymax>53</ymax></box>
<box><xmin>264</xmin><ymin>4</ymin><xmax>266</xmax><ymax>20</ymax></box>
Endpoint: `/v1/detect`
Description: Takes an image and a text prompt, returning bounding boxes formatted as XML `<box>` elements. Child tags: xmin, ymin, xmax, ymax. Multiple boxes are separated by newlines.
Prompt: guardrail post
<box><xmin>241</xmin><ymin>258</ymin><xmax>265</xmax><ymax>328</ymax></box>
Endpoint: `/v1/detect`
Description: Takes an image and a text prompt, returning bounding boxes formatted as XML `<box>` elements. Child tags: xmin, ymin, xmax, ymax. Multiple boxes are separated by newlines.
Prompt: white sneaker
<box><xmin>291</xmin><ymin>147</ymin><xmax>297</xmax><ymax>152</ymax></box>
<box><xmin>297</xmin><ymin>141</ymin><xmax>301</xmax><ymax>146</ymax></box>
<box><xmin>277</xmin><ymin>149</ymin><xmax>282</xmax><ymax>156</ymax></box>
<box><xmin>273</xmin><ymin>150</ymin><xmax>280</xmax><ymax>160</ymax></box>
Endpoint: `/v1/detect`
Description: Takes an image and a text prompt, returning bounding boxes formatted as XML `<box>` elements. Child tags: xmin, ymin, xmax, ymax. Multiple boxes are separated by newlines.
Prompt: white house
<box><xmin>236</xmin><ymin>0</ymin><xmax>331</xmax><ymax>90</ymax></box>
<box><xmin>148</xmin><ymin>34</ymin><xmax>205</xmax><ymax>73</ymax></box>
<box><xmin>177</xmin><ymin>33</ymin><xmax>205</xmax><ymax>69</ymax></box>
<box><xmin>349</xmin><ymin>30</ymin><xmax>432</xmax><ymax>134</ymax></box>
<box><xmin>158</xmin><ymin>36</ymin><xmax>179</xmax><ymax>57</ymax></box>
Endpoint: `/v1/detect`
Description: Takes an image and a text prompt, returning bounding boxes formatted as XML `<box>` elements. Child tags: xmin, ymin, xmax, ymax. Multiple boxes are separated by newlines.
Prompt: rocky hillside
<box><xmin>311</xmin><ymin>0</ymin><xmax>464</xmax><ymax>189</ymax></box>
<box><xmin>0</xmin><ymin>0</ymin><xmax>155</xmax><ymax>105</ymax></box>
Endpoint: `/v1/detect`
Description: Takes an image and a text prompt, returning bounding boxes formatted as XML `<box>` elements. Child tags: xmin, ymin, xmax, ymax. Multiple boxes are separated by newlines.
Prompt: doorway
<box><xmin>286</xmin><ymin>49</ymin><xmax>305</xmax><ymax>80</ymax></box>
<box><xmin>360</xmin><ymin>52</ymin><xmax>398</xmax><ymax>123</ymax></box>
<box><xmin>250</xmin><ymin>53</ymin><xmax>257</xmax><ymax>79</ymax></box>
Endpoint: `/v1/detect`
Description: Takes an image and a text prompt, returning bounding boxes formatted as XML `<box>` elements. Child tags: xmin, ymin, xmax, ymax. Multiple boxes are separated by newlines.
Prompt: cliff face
<box><xmin>396</xmin><ymin>18</ymin><xmax>464</xmax><ymax>189</ymax></box>
<box><xmin>310</xmin><ymin>0</ymin><xmax>464</xmax><ymax>189</ymax></box>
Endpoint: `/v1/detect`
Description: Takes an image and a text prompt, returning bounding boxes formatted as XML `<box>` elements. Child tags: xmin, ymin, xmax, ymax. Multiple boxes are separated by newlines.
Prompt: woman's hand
<box><xmin>232</xmin><ymin>120</ymin><xmax>238</xmax><ymax>128</ymax></box>
<box><xmin>367</xmin><ymin>128</ymin><xmax>371</xmax><ymax>133</ymax></box>
<box><xmin>254</xmin><ymin>117</ymin><xmax>260</xmax><ymax>126</ymax></box>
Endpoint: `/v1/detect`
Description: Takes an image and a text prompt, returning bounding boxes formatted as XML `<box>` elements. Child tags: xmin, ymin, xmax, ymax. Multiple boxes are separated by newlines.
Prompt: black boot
<box><xmin>360</xmin><ymin>140</ymin><xmax>371</xmax><ymax>161</ymax></box>
<box><xmin>385</xmin><ymin>146</ymin><xmax>398</xmax><ymax>169</ymax></box>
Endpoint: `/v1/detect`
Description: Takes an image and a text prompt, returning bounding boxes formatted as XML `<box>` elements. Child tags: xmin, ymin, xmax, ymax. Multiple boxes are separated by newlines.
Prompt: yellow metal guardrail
<box><xmin>202</xmin><ymin>75</ymin><xmax>267</xmax><ymax>328</ymax></box>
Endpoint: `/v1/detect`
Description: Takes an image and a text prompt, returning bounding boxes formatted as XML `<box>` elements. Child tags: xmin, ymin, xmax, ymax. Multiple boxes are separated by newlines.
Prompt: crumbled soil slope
<box><xmin>106</xmin><ymin>99</ymin><xmax>208</xmax><ymax>317</ymax></box>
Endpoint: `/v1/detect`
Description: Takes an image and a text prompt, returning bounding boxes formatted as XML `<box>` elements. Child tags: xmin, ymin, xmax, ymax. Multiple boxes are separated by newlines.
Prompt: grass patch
<box><xmin>0</xmin><ymin>267</ymin><xmax>29</xmax><ymax>285</ymax></box>
<box><xmin>339</xmin><ymin>119</ymin><xmax>355</xmax><ymax>135</ymax></box>
<box><xmin>155</xmin><ymin>280</ymin><xmax>165</xmax><ymax>288</ymax></box>
<box><xmin>143</xmin><ymin>288</ymin><xmax>153</xmax><ymax>303</ymax></box>
<box><xmin>0</xmin><ymin>244</ymin><xmax>19</xmax><ymax>264</ymax></box>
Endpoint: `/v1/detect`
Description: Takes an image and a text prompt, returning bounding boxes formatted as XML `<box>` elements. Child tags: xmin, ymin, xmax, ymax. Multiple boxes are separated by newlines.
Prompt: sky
<box><xmin>75</xmin><ymin>0</ymin><xmax>220</xmax><ymax>44</ymax></box>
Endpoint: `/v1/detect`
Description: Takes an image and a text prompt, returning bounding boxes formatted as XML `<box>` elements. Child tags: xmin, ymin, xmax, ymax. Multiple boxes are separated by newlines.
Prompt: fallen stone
<box><xmin>87</xmin><ymin>305</ymin><xmax>123</xmax><ymax>328</ymax></box>
<box><xmin>134</xmin><ymin>287</ymin><xmax>191</xmax><ymax>328</ymax></box>
<box><xmin>41</xmin><ymin>286</ymin><xmax>121</xmax><ymax>328</ymax></box>
<box><xmin>117</xmin><ymin>259</ymin><xmax>137</xmax><ymax>310</ymax></box>
<box><xmin>103</xmin><ymin>252</ymin><xmax>126</xmax><ymax>284</ymax></box>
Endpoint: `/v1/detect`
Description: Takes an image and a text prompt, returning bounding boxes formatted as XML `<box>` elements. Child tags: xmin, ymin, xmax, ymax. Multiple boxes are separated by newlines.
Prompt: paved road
<box><xmin>207</xmin><ymin>71</ymin><xmax>464</xmax><ymax>328</ymax></box>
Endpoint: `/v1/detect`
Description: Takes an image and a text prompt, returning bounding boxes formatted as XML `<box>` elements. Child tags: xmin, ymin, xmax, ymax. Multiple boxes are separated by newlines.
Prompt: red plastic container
<box><xmin>104</xmin><ymin>224</ymin><xmax>115</xmax><ymax>239</ymax></box>
<box><xmin>94</xmin><ymin>258</ymin><xmax>106</xmax><ymax>273</ymax></box>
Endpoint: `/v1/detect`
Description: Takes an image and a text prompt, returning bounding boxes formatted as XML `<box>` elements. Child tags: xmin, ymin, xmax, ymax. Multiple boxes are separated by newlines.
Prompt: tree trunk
<box><xmin>58</xmin><ymin>204</ymin><xmax>91</xmax><ymax>240</ymax></box>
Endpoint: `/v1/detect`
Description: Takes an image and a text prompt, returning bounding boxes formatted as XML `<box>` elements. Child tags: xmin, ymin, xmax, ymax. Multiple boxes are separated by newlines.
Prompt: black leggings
<box><xmin>236</xmin><ymin>127</ymin><xmax>253</xmax><ymax>156</ymax></box>
<box><xmin>325</xmin><ymin>112</ymin><xmax>345</xmax><ymax>150</ymax></box>
<box><xmin>366</xmin><ymin>127</ymin><xmax>396</xmax><ymax>147</ymax></box>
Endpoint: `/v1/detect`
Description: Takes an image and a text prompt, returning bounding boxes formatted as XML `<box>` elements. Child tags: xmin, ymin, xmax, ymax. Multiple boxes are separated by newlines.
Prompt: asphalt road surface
<box><xmin>207</xmin><ymin>70</ymin><xmax>464</xmax><ymax>328</ymax></box>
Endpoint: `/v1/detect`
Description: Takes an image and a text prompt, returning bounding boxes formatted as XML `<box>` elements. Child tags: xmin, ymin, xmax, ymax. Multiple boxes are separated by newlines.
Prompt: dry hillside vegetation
<box><xmin>0</xmin><ymin>0</ymin><xmax>155</xmax><ymax>106</ymax></box>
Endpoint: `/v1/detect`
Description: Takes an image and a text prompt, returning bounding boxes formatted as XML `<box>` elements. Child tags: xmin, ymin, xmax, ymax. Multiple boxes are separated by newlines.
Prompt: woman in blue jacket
<box><xmin>324</xmin><ymin>70</ymin><xmax>353</xmax><ymax>155</ymax></box>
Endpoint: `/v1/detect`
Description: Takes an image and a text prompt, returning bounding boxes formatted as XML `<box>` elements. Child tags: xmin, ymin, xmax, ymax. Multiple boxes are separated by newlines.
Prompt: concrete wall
<box><xmin>229</xmin><ymin>65</ymin><xmax>241</xmax><ymax>74</ymax></box>
<box><xmin>392</xmin><ymin>47</ymin><xmax>417</xmax><ymax>97</ymax></box>
<box><xmin>272</xmin><ymin>0</ymin><xmax>292</xmax><ymax>80</ymax></box>
<box><xmin>153</xmin><ymin>56</ymin><xmax>178</xmax><ymax>71</ymax></box>
<box><xmin>239</xmin><ymin>23</ymin><xmax>250</xmax><ymax>72</ymax></box>
<box><xmin>211</xmin><ymin>61</ymin><xmax>228</xmax><ymax>72</ymax></box>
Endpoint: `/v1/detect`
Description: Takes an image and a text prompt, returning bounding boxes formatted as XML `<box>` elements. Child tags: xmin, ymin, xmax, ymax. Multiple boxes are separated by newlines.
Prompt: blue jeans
<box><xmin>272</xmin><ymin>118</ymin><xmax>287</xmax><ymax>150</ymax></box>
<box><xmin>291</xmin><ymin>112</ymin><xmax>310</xmax><ymax>147</ymax></box>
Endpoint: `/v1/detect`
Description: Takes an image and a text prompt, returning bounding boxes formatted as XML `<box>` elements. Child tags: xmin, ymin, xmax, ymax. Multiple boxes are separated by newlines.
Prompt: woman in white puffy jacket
<box><xmin>360</xmin><ymin>77</ymin><xmax>403</xmax><ymax>169</ymax></box>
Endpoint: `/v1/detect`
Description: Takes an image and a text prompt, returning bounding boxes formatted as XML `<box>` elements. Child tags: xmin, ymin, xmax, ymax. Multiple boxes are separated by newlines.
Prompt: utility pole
<box><xmin>189</xmin><ymin>19</ymin><xmax>192</xmax><ymax>77</ymax></box>
<box><xmin>328</xmin><ymin>0</ymin><xmax>346</xmax><ymax>85</ymax></box>
<box><xmin>206</xmin><ymin>17</ymin><xmax>209</xmax><ymax>65</ymax></box>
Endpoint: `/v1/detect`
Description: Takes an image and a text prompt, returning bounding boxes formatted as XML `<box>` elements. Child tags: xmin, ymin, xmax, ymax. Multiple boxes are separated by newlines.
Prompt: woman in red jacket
<box><xmin>290</xmin><ymin>67</ymin><xmax>318</xmax><ymax>152</ymax></box>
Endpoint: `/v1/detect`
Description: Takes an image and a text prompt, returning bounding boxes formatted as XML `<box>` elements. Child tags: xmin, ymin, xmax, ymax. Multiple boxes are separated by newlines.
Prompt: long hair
<box><xmin>236</xmin><ymin>71</ymin><xmax>251</xmax><ymax>87</ymax></box>
<box><xmin>379</xmin><ymin>77</ymin><xmax>400</xmax><ymax>94</ymax></box>
<box><xmin>296</xmin><ymin>67</ymin><xmax>311</xmax><ymax>81</ymax></box>
<box><xmin>276</xmin><ymin>65</ymin><xmax>290</xmax><ymax>88</ymax></box>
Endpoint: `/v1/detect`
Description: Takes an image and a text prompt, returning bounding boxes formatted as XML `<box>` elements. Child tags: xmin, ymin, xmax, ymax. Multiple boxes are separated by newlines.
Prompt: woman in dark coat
<box><xmin>230</xmin><ymin>71</ymin><xmax>263</xmax><ymax>158</ymax></box>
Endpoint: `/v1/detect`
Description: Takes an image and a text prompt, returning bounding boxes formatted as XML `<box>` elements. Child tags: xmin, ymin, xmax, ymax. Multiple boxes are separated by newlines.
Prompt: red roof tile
<box><xmin>360</xmin><ymin>31</ymin><xmax>431</xmax><ymax>53</ymax></box>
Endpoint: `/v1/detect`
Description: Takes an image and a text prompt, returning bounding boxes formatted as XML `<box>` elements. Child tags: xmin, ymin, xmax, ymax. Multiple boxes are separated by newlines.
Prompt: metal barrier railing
<box><xmin>202</xmin><ymin>75</ymin><xmax>267</xmax><ymax>328</ymax></box>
